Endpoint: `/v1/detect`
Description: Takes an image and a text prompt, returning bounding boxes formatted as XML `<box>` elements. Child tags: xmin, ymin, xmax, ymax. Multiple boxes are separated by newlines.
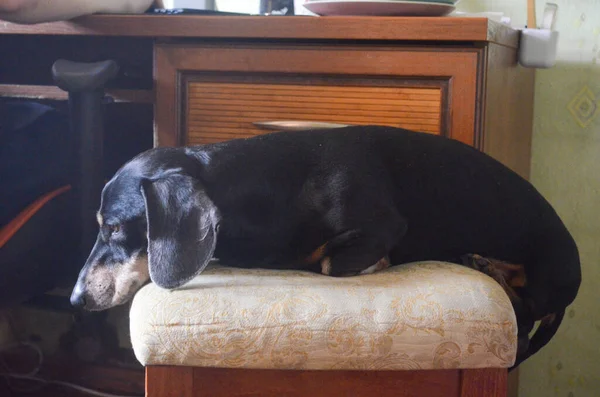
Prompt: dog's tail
<box><xmin>511</xmin><ymin>310</ymin><xmax>565</xmax><ymax>370</ymax></box>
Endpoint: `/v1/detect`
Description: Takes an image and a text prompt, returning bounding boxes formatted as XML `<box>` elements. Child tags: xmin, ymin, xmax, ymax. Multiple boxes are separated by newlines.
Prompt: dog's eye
<box><xmin>109</xmin><ymin>224</ymin><xmax>121</xmax><ymax>235</ymax></box>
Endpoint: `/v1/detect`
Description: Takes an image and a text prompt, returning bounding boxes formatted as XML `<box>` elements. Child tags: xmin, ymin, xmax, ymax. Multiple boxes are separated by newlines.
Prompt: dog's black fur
<box><xmin>70</xmin><ymin>125</ymin><xmax>581</xmax><ymax>368</ymax></box>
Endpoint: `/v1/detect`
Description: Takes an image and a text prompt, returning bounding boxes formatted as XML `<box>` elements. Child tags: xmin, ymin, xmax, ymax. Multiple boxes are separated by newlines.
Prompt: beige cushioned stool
<box><xmin>130</xmin><ymin>261</ymin><xmax>517</xmax><ymax>397</ymax></box>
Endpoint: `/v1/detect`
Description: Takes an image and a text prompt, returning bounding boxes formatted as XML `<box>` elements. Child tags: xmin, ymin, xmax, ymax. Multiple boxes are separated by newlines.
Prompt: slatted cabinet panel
<box><xmin>185</xmin><ymin>81</ymin><xmax>442</xmax><ymax>145</ymax></box>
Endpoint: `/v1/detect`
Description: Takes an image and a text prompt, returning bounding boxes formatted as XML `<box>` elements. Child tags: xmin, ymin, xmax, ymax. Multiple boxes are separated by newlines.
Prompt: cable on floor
<box><xmin>0</xmin><ymin>334</ymin><xmax>142</xmax><ymax>397</ymax></box>
<box><xmin>2</xmin><ymin>373</ymin><xmax>142</xmax><ymax>397</ymax></box>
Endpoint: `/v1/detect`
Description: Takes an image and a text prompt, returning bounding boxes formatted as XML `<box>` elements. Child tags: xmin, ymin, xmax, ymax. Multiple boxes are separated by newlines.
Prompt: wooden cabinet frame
<box><xmin>154</xmin><ymin>43</ymin><xmax>483</xmax><ymax>148</ymax></box>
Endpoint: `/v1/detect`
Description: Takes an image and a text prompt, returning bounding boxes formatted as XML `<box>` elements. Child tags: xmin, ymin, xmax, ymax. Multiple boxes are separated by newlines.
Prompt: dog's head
<box><xmin>70</xmin><ymin>147</ymin><xmax>220</xmax><ymax>311</ymax></box>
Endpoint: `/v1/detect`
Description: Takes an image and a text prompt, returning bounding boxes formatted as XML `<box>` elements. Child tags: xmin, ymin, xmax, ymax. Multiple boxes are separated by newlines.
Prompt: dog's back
<box><xmin>198</xmin><ymin>125</ymin><xmax>580</xmax><ymax>285</ymax></box>
<box><xmin>213</xmin><ymin>125</ymin><xmax>571</xmax><ymax>261</ymax></box>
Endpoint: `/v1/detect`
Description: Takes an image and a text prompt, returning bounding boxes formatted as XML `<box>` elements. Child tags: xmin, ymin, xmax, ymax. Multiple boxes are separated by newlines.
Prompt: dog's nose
<box><xmin>70</xmin><ymin>289</ymin><xmax>86</xmax><ymax>308</ymax></box>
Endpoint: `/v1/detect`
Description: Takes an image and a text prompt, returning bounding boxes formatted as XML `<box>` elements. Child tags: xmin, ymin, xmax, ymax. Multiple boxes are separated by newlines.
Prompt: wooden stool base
<box><xmin>146</xmin><ymin>366</ymin><xmax>507</xmax><ymax>397</ymax></box>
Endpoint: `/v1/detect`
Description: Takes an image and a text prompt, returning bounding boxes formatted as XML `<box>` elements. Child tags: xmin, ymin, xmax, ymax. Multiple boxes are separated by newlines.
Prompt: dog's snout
<box><xmin>70</xmin><ymin>286</ymin><xmax>87</xmax><ymax>308</ymax></box>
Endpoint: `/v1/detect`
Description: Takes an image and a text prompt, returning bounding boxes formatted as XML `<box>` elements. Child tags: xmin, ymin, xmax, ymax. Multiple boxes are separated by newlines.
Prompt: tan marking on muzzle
<box><xmin>85</xmin><ymin>264</ymin><xmax>116</xmax><ymax>309</ymax></box>
<box><xmin>113</xmin><ymin>253</ymin><xmax>150</xmax><ymax>306</ymax></box>
<box><xmin>85</xmin><ymin>252</ymin><xmax>149</xmax><ymax>310</ymax></box>
<box><xmin>96</xmin><ymin>212</ymin><xmax>103</xmax><ymax>227</ymax></box>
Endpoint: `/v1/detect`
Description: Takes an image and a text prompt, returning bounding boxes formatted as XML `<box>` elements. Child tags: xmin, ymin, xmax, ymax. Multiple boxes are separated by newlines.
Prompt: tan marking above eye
<box><xmin>97</xmin><ymin>213</ymin><xmax>103</xmax><ymax>226</ymax></box>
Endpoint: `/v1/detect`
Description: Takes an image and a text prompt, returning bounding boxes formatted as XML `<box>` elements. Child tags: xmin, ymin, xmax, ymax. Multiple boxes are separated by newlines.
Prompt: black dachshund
<box><xmin>69</xmin><ymin>125</ymin><xmax>581</xmax><ymax>368</ymax></box>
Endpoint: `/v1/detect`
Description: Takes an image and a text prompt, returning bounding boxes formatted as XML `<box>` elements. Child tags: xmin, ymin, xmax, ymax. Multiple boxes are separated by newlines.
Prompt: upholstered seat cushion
<box><xmin>129</xmin><ymin>261</ymin><xmax>517</xmax><ymax>370</ymax></box>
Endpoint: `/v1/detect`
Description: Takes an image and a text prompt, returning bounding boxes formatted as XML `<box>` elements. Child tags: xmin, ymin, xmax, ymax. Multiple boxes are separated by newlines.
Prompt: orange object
<box><xmin>527</xmin><ymin>0</ymin><xmax>537</xmax><ymax>28</ymax></box>
<box><xmin>0</xmin><ymin>185</ymin><xmax>71</xmax><ymax>249</ymax></box>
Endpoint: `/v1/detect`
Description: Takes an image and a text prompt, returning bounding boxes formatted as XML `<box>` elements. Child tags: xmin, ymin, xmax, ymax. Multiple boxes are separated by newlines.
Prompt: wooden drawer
<box><xmin>185</xmin><ymin>79</ymin><xmax>442</xmax><ymax>145</ymax></box>
<box><xmin>155</xmin><ymin>43</ymin><xmax>481</xmax><ymax>147</ymax></box>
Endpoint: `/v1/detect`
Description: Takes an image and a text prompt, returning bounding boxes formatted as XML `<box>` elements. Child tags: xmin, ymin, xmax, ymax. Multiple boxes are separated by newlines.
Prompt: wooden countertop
<box><xmin>0</xmin><ymin>14</ymin><xmax>520</xmax><ymax>48</ymax></box>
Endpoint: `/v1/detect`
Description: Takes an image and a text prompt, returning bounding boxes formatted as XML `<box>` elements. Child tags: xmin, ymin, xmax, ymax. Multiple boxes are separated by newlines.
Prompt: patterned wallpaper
<box><xmin>457</xmin><ymin>1</ymin><xmax>600</xmax><ymax>396</ymax></box>
<box><xmin>569</xmin><ymin>86</ymin><xmax>599</xmax><ymax>129</ymax></box>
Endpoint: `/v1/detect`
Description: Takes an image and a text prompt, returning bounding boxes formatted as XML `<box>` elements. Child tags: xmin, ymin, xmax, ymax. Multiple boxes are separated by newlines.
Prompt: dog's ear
<box><xmin>140</xmin><ymin>173</ymin><xmax>219</xmax><ymax>289</ymax></box>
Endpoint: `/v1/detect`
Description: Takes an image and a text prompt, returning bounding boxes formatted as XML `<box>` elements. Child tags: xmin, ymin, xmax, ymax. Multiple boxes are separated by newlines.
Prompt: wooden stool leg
<box><xmin>147</xmin><ymin>366</ymin><xmax>193</xmax><ymax>397</ymax></box>
<box><xmin>460</xmin><ymin>368</ymin><xmax>508</xmax><ymax>397</ymax></box>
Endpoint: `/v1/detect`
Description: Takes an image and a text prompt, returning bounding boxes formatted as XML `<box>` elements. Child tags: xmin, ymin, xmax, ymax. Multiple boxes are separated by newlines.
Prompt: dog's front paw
<box><xmin>360</xmin><ymin>256</ymin><xmax>391</xmax><ymax>274</ymax></box>
<box><xmin>321</xmin><ymin>257</ymin><xmax>333</xmax><ymax>275</ymax></box>
<box><xmin>461</xmin><ymin>253</ymin><xmax>491</xmax><ymax>272</ymax></box>
<box><xmin>320</xmin><ymin>255</ymin><xmax>390</xmax><ymax>277</ymax></box>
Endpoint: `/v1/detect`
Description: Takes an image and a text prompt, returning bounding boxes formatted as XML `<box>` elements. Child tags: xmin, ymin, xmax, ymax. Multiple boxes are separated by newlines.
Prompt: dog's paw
<box><xmin>461</xmin><ymin>253</ymin><xmax>527</xmax><ymax>303</ymax></box>
<box><xmin>461</xmin><ymin>253</ymin><xmax>490</xmax><ymax>272</ymax></box>
<box><xmin>360</xmin><ymin>256</ymin><xmax>391</xmax><ymax>274</ymax></box>
<box><xmin>320</xmin><ymin>256</ymin><xmax>390</xmax><ymax>276</ymax></box>
<box><xmin>321</xmin><ymin>257</ymin><xmax>332</xmax><ymax>275</ymax></box>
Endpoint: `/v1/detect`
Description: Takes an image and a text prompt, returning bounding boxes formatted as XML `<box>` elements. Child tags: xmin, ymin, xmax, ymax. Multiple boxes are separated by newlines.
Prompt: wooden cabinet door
<box><xmin>154</xmin><ymin>43</ymin><xmax>482</xmax><ymax>147</ymax></box>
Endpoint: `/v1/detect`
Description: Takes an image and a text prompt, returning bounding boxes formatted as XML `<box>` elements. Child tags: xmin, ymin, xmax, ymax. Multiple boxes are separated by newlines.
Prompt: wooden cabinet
<box><xmin>153</xmin><ymin>17</ymin><xmax>534</xmax><ymax>180</ymax></box>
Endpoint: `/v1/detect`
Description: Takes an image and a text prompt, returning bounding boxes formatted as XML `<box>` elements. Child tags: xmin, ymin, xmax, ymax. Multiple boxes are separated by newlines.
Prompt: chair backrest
<box><xmin>52</xmin><ymin>59</ymin><xmax>119</xmax><ymax>263</ymax></box>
